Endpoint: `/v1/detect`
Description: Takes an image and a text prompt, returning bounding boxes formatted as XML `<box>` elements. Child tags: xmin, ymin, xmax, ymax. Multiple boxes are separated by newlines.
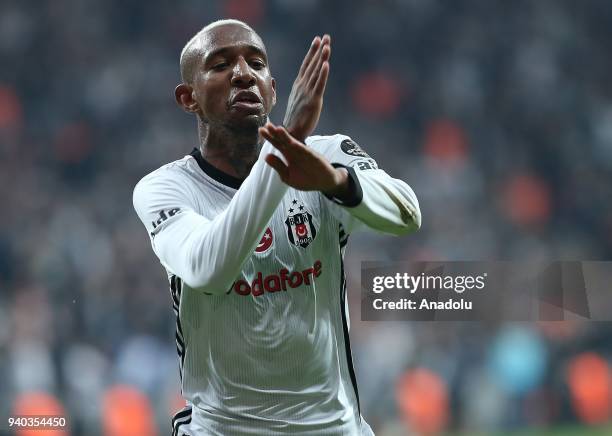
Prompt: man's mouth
<box><xmin>230</xmin><ymin>91</ymin><xmax>263</xmax><ymax>111</ymax></box>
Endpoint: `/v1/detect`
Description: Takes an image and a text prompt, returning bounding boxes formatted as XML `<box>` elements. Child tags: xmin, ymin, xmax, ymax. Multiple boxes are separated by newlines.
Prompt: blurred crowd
<box><xmin>1</xmin><ymin>0</ymin><xmax>612</xmax><ymax>434</ymax></box>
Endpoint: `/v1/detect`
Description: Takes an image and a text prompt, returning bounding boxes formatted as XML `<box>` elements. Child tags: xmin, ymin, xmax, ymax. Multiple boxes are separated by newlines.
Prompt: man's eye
<box><xmin>250</xmin><ymin>60</ymin><xmax>265</xmax><ymax>69</ymax></box>
<box><xmin>212</xmin><ymin>63</ymin><xmax>228</xmax><ymax>70</ymax></box>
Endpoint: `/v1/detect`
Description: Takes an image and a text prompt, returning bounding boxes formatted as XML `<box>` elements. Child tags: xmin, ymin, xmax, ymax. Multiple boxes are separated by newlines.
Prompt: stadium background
<box><xmin>1</xmin><ymin>0</ymin><xmax>612</xmax><ymax>434</ymax></box>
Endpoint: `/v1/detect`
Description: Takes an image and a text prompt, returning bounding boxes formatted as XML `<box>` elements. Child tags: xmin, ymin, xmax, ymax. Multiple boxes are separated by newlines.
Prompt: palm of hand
<box><xmin>283</xmin><ymin>35</ymin><xmax>331</xmax><ymax>142</ymax></box>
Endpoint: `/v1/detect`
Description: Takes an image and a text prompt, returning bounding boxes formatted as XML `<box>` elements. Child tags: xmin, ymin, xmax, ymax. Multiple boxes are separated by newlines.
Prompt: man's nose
<box><xmin>231</xmin><ymin>57</ymin><xmax>256</xmax><ymax>87</ymax></box>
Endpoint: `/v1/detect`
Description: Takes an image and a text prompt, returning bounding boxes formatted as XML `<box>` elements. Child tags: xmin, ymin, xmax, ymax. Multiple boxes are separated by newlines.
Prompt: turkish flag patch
<box><xmin>255</xmin><ymin>227</ymin><xmax>273</xmax><ymax>253</ymax></box>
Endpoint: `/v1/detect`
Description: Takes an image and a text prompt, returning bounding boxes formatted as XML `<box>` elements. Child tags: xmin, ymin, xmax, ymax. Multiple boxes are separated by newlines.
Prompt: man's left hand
<box><xmin>282</xmin><ymin>35</ymin><xmax>331</xmax><ymax>143</ymax></box>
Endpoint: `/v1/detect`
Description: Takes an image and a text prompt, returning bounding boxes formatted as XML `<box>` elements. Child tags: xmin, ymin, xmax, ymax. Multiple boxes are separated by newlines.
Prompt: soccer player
<box><xmin>133</xmin><ymin>19</ymin><xmax>421</xmax><ymax>436</ymax></box>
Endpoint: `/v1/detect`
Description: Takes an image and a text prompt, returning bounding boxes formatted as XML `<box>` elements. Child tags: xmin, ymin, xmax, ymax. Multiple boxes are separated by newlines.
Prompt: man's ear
<box><xmin>271</xmin><ymin>77</ymin><xmax>277</xmax><ymax>107</ymax></box>
<box><xmin>175</xmin><ymin>84</ymin><xmax>199</xmax><ymax>113</ymax></box>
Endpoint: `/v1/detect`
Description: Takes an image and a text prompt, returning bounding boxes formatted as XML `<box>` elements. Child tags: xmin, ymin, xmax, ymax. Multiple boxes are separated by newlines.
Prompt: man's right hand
<box><xmin>260</xmin><ymin>122</ymin><xmax>350</xmax><ymax>198</ymax></box>
<box><xmin>282</xmin><ymin>35</ymin><xmax>331</xmax><ymax>143</ymax></box>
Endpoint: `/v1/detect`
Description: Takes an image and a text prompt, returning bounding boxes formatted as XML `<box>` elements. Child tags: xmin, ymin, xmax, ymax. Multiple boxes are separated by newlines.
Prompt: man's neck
<box><xmin>198</xmin><ymin>119</ymin><xmax>263</xmax><ymax>179</ymax></box>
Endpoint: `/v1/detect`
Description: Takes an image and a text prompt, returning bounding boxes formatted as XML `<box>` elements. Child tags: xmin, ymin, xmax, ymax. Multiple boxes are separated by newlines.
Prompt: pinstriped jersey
<box><xmin>133</xmin><ymin>134</ymin><xmax>421</xmax><ymax>435</ymax></box>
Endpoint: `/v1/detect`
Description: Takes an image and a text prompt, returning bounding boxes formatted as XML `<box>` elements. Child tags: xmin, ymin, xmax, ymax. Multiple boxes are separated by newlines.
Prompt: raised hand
<box><xmin>283</xmin><ymin>35</ymin><xmax>331</xmax><ymax>143</ymax></box>
<box><xmin>260</xmin><ymin>122</ymin><xmax>349</xmax><ymax>198</ymax></box>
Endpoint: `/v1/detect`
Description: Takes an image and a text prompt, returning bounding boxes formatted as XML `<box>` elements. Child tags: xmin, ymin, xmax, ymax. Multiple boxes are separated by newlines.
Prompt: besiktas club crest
<box><xmin>285</xmin><ymin>200</ymin><xmax>317</xmax><ymax>248</ymax></box>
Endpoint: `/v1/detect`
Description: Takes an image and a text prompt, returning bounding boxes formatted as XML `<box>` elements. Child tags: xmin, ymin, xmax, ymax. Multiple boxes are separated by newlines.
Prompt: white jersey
<box><xmin>133</xmin><ymin>134</ymin><xmax>421</xmax><ymax>436</ymax></box>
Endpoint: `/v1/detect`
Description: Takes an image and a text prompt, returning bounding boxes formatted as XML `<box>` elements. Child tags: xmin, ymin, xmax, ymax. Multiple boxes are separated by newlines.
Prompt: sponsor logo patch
<box><xmin>341</xmin><ymin>138</ymin><xmax>370</xmax><ymax>158</ymax></box>
<box><xmin>232</xmin><ymin>260</ymin><xmax>323</xmax><ymax>297</ymax></box>
<box><xmin>150</xmin><ymin>208</ymin><xmax>181</xmax><ymax>236</ymax></box>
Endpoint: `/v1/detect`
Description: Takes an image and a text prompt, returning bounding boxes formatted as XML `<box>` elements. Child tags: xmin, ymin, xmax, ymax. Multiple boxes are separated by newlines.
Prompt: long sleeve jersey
<box><xmin>133</xmin><ymin>134</ymin><xmax>421</xmax><ymax>436</ymax></box>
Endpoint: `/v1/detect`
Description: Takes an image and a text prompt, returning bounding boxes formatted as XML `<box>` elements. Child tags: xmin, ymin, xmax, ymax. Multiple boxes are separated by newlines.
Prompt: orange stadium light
<box><xmin>423</xmin><ymin>119</ymin><xmax>469</xmax><ymax>166</ymax></box>
<box><xmin>223</xmin><ymin>0</ymin><xmax>265</xmax><ymax>25</ymax></box>
<box><xmin>0</xmin><ymin>85</ymin><xmax>22</xmax><ymax>131</ymax></box>
<box><xmin>169</xmin><ymin>390</ymin><xmax>187</xmax><ymax>418</ymax></box>
<box><xmin>396</xmin><ymin>367</ymin><xmax>449</xmax><ymax>435</ymax></box>
<box><xmin>352</xmin><ymin>71</ymin><xmax>404</xmax><ymax>118</ymax></box>
<box><xmin>502</xmin><ymin>174</ymin><xmax>552</xmax><ymax>226</ymax></box>
<box><xmin>567</xmin><ymin>352</ymin><xmax>612</xmax><ymax>424</ymax></box>
<box><xmin>102</xmin><ymin>385</ymin><xmax>157</xmax><ymax>436</ymax></box>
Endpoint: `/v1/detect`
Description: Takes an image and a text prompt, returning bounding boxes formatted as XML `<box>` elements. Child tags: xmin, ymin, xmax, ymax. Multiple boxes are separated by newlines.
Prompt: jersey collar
<box><xmin>190</xmin><ymin>148</ymin><xmax>244</xmax><ymax>189</ymax></box>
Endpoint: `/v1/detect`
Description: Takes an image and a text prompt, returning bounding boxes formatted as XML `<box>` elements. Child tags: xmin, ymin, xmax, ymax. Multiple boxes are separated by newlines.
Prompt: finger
<box><xmin>265</xmin><ymin>153</ymin><xmax>289</xmax><ymax>180</ymax></box>
<box><xmin>322</xmin><ymin>40</ymin><xmax>331</xmax><ymax>62</ymax></box>
<box><xmin>314</xmin><ymin>61</ymin><xmax>330</xmax><ymax>96</ymax></box>
<box><xmin>261</xmin><ymin>124</ymin><xmax>299</xmax><ymax>153</ymax></box>
<box><xmin>298</xmin><ymin>37</ymin><xmax>321</xmax><ymax>79</ymax></box>
<box><xmin>303</xmin><ymin>36</ymin><xmax>328</xmax><ymax>82</ymax></box>
<box><xmin>271</xmin><ymin>126</ymin><xmax>306</xmax><ymax>150</ymax></box>
<box><xmin>258</xmin><ymin>123</ymin><xmax>272</xmax><ymax>137</ymax></box>
<box><xmin>263</xmin><ymin>122</ymin><xmax>306</xmax><ymax>150</ymax></box>
<box><xmin>308</xmin><ymin>44</ymin><xmax>331</xmax><ymax>88</ymax></box>
<box><xmin>259</xmin><ymin>125</ymin><xmax>284</xmax><ymax>148</ymax></box>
